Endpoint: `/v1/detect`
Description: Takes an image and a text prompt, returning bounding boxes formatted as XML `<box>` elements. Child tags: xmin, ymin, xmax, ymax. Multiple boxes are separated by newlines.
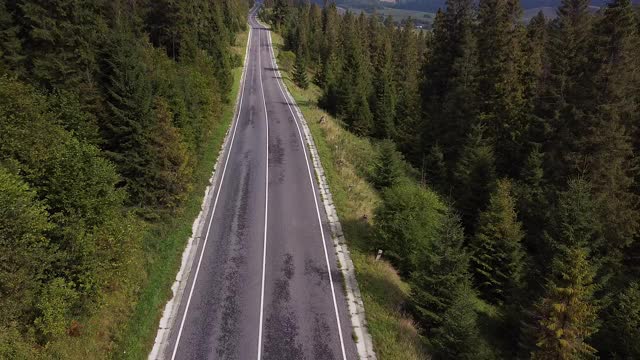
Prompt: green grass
<box><xmin>272</xmin><ymin>31</ymin><xmax>429</xmax><ymax>360</ymax></box>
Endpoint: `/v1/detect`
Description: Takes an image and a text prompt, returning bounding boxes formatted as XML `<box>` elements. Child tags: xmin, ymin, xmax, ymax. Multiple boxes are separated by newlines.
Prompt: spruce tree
<box><xmin>531</xmin><ymin>246</ymin><xmax>598</xmax><ymax>360</ymax></box>
<box><xmin>476</xmin><ymin>0</ymin><xmax>527</xmax><ymax>175</ymax></box>
<box><xmin>372</xmin><ymin>30</ymin><xmax>396</xmax><ymax>139</ymax></box>
<box><xmin>102</xmin><ymin>26</ymin><xmax>154</xmax><ymax>208</ymax></box>
<box><xmin>421</xmin><ymin>0</ymin><xmax>477</xmax><ymax>167</ymax></box>
<box><xmin>431</xmin><ymin>283</ymin><xmax>491</xmax><ymax>360</ymax></box>
<box><xmin>372</xmin><ymin>139</ymin><xmax>405</xmax><ymax>190</ymax></box>
<box><xmin>580</xmin><ymin>0</ymin><xmax>640</xmax><ymax>271</ymax></box>
<box><xmin>0</xmin><ymin>1</ymin><xmax>23</xmax><ymax>75</ymax></box>
<box><xmin>594</xmin><ymin>281</ymin><xmax>640</xmax><ymax>358</ymax></box>
<box><xmin>539</xmin><ymin>0</ymin><xmax>594</xmax><ymax>183</ymax></box>
<box><xmin>293</xmin><ymin>45</ymin><xmax>309</xmax><ymax>89</ymax></box>
<box><xmin>393</xmin><ymin>20</ymin><xmax>421</xmax><ymax>162</ymax></box>
<box><xmin>424</xmin><ymin>144</ymin><xmax>448</xmax><ymax>194</ymax></box>
<box><xmin>516</xmin><ymin>146</ymin><xmax>551</xmax><ymax>285</ymax></box>
<box><xmin>410</xmin><ymin>209</ymin><xmax>471</xmax><ymax>332</ymax></box>
<box><xmin>19</xmin><ymin>0</ymin><xmax>107</xmax><ymax>94</ymax></box>
<box><xmin>337</xmin><ymin>12</ymin><xmax>373</xmax><ymax>136</ymax></box>
<box><xmin>471</xmin><ymin>179</ymin><xmax>526</xmax><ymax>304</ymax></box>
<box><xmin>453</xmin><ymin>123</ymin><xmax>497</xmax><ymax>232</ymax></box>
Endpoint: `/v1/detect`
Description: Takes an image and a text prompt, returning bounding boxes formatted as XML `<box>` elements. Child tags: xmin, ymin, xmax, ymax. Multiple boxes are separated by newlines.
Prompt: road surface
<box><xmin>164</xmin><ymin>5</ymin><xmax>358</xmax><ymax>360</ymax></box>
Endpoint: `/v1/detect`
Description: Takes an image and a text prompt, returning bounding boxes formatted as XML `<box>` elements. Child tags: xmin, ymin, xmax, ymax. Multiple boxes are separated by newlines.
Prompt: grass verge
<box><xmin>272</xmin><ymin>31</ymin><xmax>428</xmax><ymax>360</ymax></box>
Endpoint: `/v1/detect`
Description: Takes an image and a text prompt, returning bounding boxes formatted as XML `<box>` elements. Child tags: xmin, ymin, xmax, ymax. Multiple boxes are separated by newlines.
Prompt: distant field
<box><xmin>523</xmin><ymin>5</ymin><xmax>601</xmax><ymax>22</ymax></box>
<box><xmin>341</xmin><ymin>5</ymin><xmax>434</xmax><ymax>25</ymax></box>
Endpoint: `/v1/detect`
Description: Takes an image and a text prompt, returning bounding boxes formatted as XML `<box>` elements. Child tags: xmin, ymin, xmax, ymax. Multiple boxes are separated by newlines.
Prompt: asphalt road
<box><xmin>164</xmin><ymin>5</ymin><xmax>358</xmax><ymax>360</ymax></box>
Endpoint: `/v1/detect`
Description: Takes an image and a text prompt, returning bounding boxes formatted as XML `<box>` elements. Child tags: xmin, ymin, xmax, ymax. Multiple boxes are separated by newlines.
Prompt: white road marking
<box><xmin>256</xmin><ymin>20</ymin><xmax>270</xmax><ymax>360</ymax></box>
<box><xmin>169</xmin><ymin>8</ymin><xmax>256</xmax><ymax>360</ymax></box>
<box><xmin>264</xmin><ymin>23</ymin><xmax>348</xmax><ymax>360</ymax></box>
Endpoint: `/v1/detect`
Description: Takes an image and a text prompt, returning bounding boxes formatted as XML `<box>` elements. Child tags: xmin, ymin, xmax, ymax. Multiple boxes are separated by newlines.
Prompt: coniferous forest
<box><xmin>0</xmin><ymin>0</ymin><xmax>250</xmax><ymax>357</ymax></box>
<box><xmin>264</xmin><ymin>0</ymin><xmax>640</xmax><ymax>358</ymax></box>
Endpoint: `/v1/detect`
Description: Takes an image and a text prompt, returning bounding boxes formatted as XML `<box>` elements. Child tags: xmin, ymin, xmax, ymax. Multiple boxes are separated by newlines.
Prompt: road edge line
<box><xmin>148</xmin><ymin>8</ymin><xmax>255</xmax><ymax>359</ymax></box>
<box><xmin>260</xmin><ymin>18</ymin><xmax>377</xmax><ymax>360</ymax></box>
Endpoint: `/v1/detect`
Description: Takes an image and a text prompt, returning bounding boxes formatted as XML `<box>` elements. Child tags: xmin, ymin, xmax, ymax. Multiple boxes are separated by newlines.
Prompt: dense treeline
<box><xmin>264</xmin><ymin>0</ymin><xmax>640</xmax><ymax>358</ymax></box>
<box><xmin>0</xmin><ymin>0</ymin><xmax>249</xmax><ymax>356</ymax></box>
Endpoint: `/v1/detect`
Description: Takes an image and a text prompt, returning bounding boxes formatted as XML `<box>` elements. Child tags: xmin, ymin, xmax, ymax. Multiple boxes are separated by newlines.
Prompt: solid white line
<box><xmin>169</xmin><ymin>10</ymin><xmax>256</xmax><ymax>360</ymax></box>
<box><xmin>264</xmin><ymin>25</ymin><xmax>348</xmax><ymax>360</ymax></box>
<box><xmin>256</xmin><ymin>19</ymin><xmax>270</xmax><ymax>360</ymax></box>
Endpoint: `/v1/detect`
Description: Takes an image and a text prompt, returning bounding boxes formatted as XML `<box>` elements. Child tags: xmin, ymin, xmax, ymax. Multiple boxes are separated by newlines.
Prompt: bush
<box><xmin>35</xmin><ymin>278</ymin><xmax>79</xmax><ymax>341</ymax></box>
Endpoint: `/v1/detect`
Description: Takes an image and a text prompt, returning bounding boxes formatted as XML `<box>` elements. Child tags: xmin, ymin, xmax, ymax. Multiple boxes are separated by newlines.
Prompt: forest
<box><xmin>264</xmin><ymin>0</ymin><xmax>640</xmax><ymax>358</ymax></box>
<box><xmin>0</xmin><ymin>0</ymin><xmax>250</xmax><ymax>357</ymax></box>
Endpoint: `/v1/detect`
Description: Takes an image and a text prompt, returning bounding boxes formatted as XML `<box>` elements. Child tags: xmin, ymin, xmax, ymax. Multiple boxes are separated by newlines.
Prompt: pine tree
<box><xmin>453</xmin><ymin>123</ymin><xmax>497</xmax><ymax>232</ymax></box>
<box><xmin>531</xmin><ymin>246</ymin><xmax>598</xmax><ymax>360</ymax></box>
<box><xmin>293</xmin><ymin>45</ymin><xmax>309</xmax><ymax>89</ymax></box>
<box><xmin>410</xmin><ymin>210</ymin><xmax>471</xmax><ymax>332</ymax></box>
<box><xmin>471</xmin><ymin>179</ymin><xmax>526</xmax><ymax>304</ymax></box>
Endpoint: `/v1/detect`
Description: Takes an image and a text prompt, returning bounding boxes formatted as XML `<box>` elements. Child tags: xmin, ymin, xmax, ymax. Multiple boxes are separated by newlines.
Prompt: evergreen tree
<box><xmin>453</xmin><ymin>123</ymin><xmax>497</xmax><ymax>231</ymax></box>
<box><xmin>336</xmin><ymin>12</ymin><xmax>373</xmax><ymax>136</ymax></box>
<box><xmin>580</xmin><ymin>0</ymin><xmax>640</xmax><ymax>271</ymax></box>
<box><xmin>372</xmin><ymin>139</ymin><xmax>405</xmax><ymax>190</ymax></box>
<box><xmin>424</xmin><ymin>144</ymin><xmax>448</xmax><ymax>193</ymax></box>
<box><xmin>393</xmin><ymin>20</ymin><xmax>421</xmax><ymax>162</ymax></box>
<box><xmin>594</xmin><ymin>281</ymin><xmax>640</xmax><ymax>358</ymax></box>
<box><xmin>374</xmin><ymin>183</ymin><xmax>447</xmax><ymax>275</ymax></box>
<box><xmin>410</xmin><ymin>210</ymin><xmax>471</xmax><ymax>332</ymax></box>
<box><xmin>431</xmin><ymin>283</ymin><xmax>491</xmax><ymax>360</ymax></box>
<box><xmin>421</xmin><ymin>0</ymin><xmax>477</xmax><ymax>167</ymax></box>
<box><xmin>372</xmin><ymin>29</ymin><xmax>396</xmax><ymax>139</ymax></box>
<box><xmin>516</xmin><ymin>146</ymin><xmax>552</xmax><ymax>286</ymax></box>
<box><xmin>102</xmin><ymin>26</ymin><xmax>155</xmax><ymax>208</ymax></box>
<box><xmin>0</xmin><ymin>1</ymin><xmax>24</xmax><ymax>75</ymax></box>
<box><xmin>476</xmin><ymin>0</ymin><xmax>527</xmax><ymax>175</ymax></box>
<box><xmin>531</xmin><ymin>246</ymin><xmax>598</xmax><ymax>360</ymax></box>
<box><xmin>471</xmin><ymin>179</ymin><xmax>526</xmax><ymax>304</ymax></box>
<box><xmin>539</xmin><ymin>0</ymin><xmax>594</xmax><ymax>183</ymax></box>
<box><xmin>18</xmin><ymin>0</ymin><xmax>107</xmax><ymax>95</ymax></box>
<box><xmin>293</xmin><ymin>45</ymin><xmax>309</xmax><ymax>89</ymax></box>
